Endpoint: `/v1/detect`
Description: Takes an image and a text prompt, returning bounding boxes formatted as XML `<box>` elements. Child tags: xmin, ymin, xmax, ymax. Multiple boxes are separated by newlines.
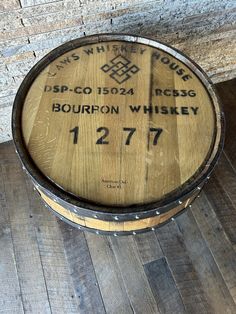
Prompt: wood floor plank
<box><xmin>24</xmin><ymin>182</ymin><xmax>81</xmax><ymax>314</ymax></box>
<box><xmin>26</xmin><ymin>176</ymin><xmax>105</xmax><ymax>314</ymax></box>
<box><xmin>216</xmin><ymin>78</ymin><xmax>236</xmax><ymax>168</ymax></box>
<box><xmin>204</xmin><ymin>171</ymin><xmax>236</xmax><ymax>245</ymax></box>
<box><xmin>59</xmin><ymin>224</ymin><xmax>106</xmax><ymax>314</ymax></box>
<box><xmin>0</xmin><ymin>77</ymin><xmax>235</xmax><ymax>314</ymax></box>
<box><xmin>110</xmin><ymin>236</ymin><xmax>160</xmax><ymax>314</ymax></box>
<box><xmin>176</xmin><ymin>209</ymin><xmax>236</xmax><ymax>314</ymax></box>
<box><xmin>155</xmin><ymin>221</ymin><xmax>212</xmax><ymax>313</ymax></box>
<box><xmin>207</xmin><ymin>154</ymin><xmax>236</xmax><ymax>244</ymax></box>
<box><xmin>86</xmin><ymin>233</ymin><xmax>133</xmax><ymax>314</ymax></box>
<box><xmin>193</xmin><ymin>192</ymin><xmax>236</xmax><ymax>303</ymax></box>
<box><xmin>134</xmin><ymin>231</ymin><xmax>163</xmax><ymax>265</ymax></box>
<box><xmin>1</xmin><ymin>161</ymin><xmax>52</xmax><ymax>313</ymax></box>
<box><xmin>0</xmin><ymin>141</ymin><xmax>16</xmax><ymax>165</ymax></box>
<box><xmin>0</xmin><ymin>164</ymin><xmax>24</xmax><ymax>314</ymax></box>
<box><xmin>216</xmin><ymin>153</ymin><xmax>236</xmax><ymax>204</ymax></box>
<box><xmin>35</xmin><ymin>219</ymin><xmax>80</xmax><ymax>313</ymax></box>
<box><xmin>144</xmin><ymin>257</ymin><xmax>186</xmax><ymax>314</ymax></box>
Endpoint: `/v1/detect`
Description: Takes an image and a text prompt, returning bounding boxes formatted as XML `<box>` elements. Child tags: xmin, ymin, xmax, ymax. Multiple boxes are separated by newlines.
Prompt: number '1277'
<box><xmin>69</xmin><ymin>127</ymin><xmax>163</xmax><ymax>146</ymax></box>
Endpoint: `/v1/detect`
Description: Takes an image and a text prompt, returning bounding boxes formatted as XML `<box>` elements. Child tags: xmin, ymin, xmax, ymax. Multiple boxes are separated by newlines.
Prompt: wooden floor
<box><xmin>0</xmin><ymin>79</ymin><xmax>236</xmax><ymax>314</ymax></box>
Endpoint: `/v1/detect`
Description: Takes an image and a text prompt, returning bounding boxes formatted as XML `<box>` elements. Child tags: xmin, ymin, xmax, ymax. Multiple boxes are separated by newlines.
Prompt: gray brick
<box><xmin>80</xmin><ymin>19</ymin><xmax>112</xmax><ymax>36</ymax></box>
<box><xmin>29</xmin><ymin>26</ymin><xmax>84</xmax><ymax>43</ymax></box>
<box><xmin>0</xmin><ymin>1</ymin><xmax>64</xmax><ymax>31</ymax></box>
<box><xmin>33</xmin><ymin>48</ymin><xmax>52</xmax><ymax>58</ymax></box>
<box><xmin>0</xmin><ymin>51</ymin><xmax>35</xmax><ymax>65</ymax></box>
<box><xmin>0</xmin><ymin>106</ymin><xmax>12</xmax><ymax>143</ymax></box>
<box><xmin>0</xmin><ymin>37</ymin><xmax>29</xmax><ymax>52</ymax></box>
<box><xmin>0</xmin><ymin>94</ymin><xmax>15</xmax><ymax>109</ymax></box>
<box><xmin>0</xmin><ymin>71</ymin><xmax>15</xmax><ymax>93</ymax></box>
<box><xmin>65</xmin><ymin>0</ymin><xmax>112</xmax><ymax>12</ymax></box>
<box><xmin>0</xmin><ymin>0</ymin><xmax>20</xmax><ymax>12</ymax></box>
<box><xmin>0</xmin><ymin>77</ymin><xmax>20</xmax><ymax>94</ymax></box>
<box><xmin>0</xmin><ymin>87</ymin><xmax>18</xmax><ymax>98</ymax></box>
<box><xmin>0</xmin><ymin>12</ymin><xmax>23</xmax><ymax>30</ymax></box>
<box><xmin>2</xmin><ymin>37</ymin><xmax>66</xmax><ymax>57</ymax></box>
<box><xmin>6</xmin><ymin>58</ymin><xmax>36</xmax><ymax>76</ymax></box>
<box><xmin>22</xmin><ymin>11</ymin><xmax>83</xmax><ymax>27</ymax></box>
<box><xmin>21</xmin><ymin>1</ymin><xmax>64</xmax><ymax>17</ymax></box>
<box><xmin>19</xmin><ymin>0</ymin><xmax>61</xmax><ymax>8</ymax></box>
<box><xmin>0</xmin><ymin>0</ymin><xmax>236</xmax><ymax>143</ymax></box>
<box><xmin>1</xmin><ymin>44</ymin><xmax>29</xmax><ymax>58</ymax></box>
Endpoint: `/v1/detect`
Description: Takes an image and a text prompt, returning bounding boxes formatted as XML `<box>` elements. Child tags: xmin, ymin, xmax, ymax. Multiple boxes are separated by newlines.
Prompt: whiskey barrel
<box><xmin>12</xmin><ymin>34</ymin><xmax>224</xmax><ymax>235</ymax></box>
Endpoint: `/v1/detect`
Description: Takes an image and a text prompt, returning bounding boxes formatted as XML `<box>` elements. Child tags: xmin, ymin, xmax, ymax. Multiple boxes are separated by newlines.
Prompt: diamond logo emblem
<box><xmin>101</xmin><ymin>55</ymin><xmax>140</xmax><ymax>84</ymax></box>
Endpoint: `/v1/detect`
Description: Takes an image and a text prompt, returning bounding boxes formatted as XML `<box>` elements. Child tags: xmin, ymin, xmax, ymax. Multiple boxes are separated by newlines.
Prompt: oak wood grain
<box><xmin>134</xmin><ymin>231</ymin><xmax>163</xmax><ymax>265</ymax></box>
<box><xmin>110</xmin><ymin>236</ymin><xmax>160</xmax><ymax>314</ymax></box>
<box><xmin>1</xmin><ymin>162</ymin><xmax>51</xmax><ymax>313</ymax></box>
<box><xmin>21</xmin><ymin>38</ymin><xmax>219</xmax><ymax>207</ymax></box>
<box><xmin>176</xmin><ymin>210</ymin><xmax>236</xmax><ymax>313</ymax></box>
<box><xmin>39</xmin><ymin>189</ymin><xmax>198</xmax><ymax>232</ymax></box>
<box><xmin>155</xmin><ymin>222</ymin><xmax>212</xmax><ymax>313</ymax></box>
<box><xmin>0</xmin><ymin>165</ymin><xmax>24</xmax><ymax>314</ymax></box>
<box><xmin>192</xmin><ymin>193</ymin><xmax>236</xmax><ymax>303</ymax></box>
<box><xmin>0</xmin><ymin>77</ymin><xmax>235</xmax><ymax>314</ymax></box>
<box><xmin>144</xmin><ymin>258</ymin><xmax>186</xmax><ymax>314</ymax></box>
<box><xmin>23</xmin><ymin>169</ymin><xmax>80</xmax><ymax>313</ymax></box>
<box><xmin>86</xmin><ymin>233</ymin><xmax>133</xmax><ymax>314</ymax></box>
<box><xmin>59</xmin><ymin>224</ymin><xmax>106</xmax><ymax>314</ymax></box>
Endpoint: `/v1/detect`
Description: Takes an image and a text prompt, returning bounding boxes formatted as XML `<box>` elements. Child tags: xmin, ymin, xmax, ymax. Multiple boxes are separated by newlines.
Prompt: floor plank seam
<box><xmin>203</xmin><ymin>191</ymin><xmax>236</xmax><ymax>250</ymax></box>
<box><xmin>154</xmin><ymin>224</ymin><xmax>188</xmax><ymax>314</ymax></box>
<box><xmin>8</xmin><ymin>209</ymin><xmax>26</xmax><ymax>314</ymax></box>
<box><xmin>223</xmin><ymin>151</ymin><xmax>236</xmax><ymax>175</ymax></box>
<box><xmin>211</xmin><ymin>174</ymin><xmax>236</xmax><ymax>245</ymax></box>
<box><xmin>191</xmin><ymin>197</ymin><xmax>236</xmax><ymax>305</ymax></box>
<box><xmin>108</xmin><ymin>236</ymin><xmax>158</xmax><ymax>314</ymax></box>
<box><xmin>56</xmin><ymin>222</ymin><xmax>85</xmax><ymax>312</ymax></box>
<box><xmin>1</xmin><ymin>164</ymin><xmax>26</xmax><ymax>314</ymax></box>
<box><xmin>34</xmin><ymin>224</ymin><xmax>53</xmax><ymax>314</ymax></box>
<box><xmin>84</xmin><ymin>233</ymin><xmax>108</xmax><ymax>314</ymax></box>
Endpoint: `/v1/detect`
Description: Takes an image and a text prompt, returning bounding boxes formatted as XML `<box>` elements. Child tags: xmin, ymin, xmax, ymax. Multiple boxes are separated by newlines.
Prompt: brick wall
<box><xmin>0</xmin><ymin>0</ymin><xmax>236</xmax><ymax>142</ymax></box>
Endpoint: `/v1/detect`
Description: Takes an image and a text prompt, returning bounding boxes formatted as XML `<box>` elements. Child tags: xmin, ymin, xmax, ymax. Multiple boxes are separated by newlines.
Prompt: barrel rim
<box><xmin>43</xmin><ymin>189</ymin><xmax>199</xmax><ymax>236</ymax></box>
<box><xmin>12</xmin><ymin>33</ymin><xmax>225</xmax><ymax>218</ymax></box>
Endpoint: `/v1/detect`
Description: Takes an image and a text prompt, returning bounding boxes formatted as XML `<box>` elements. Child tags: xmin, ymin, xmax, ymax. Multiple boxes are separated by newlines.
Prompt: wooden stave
<box><xmin>11</xmin><ymin>33</ymin><xmax>225</xmax><ymax>231</ymax></box>
<box><xmin>18</xmin><ymin>155</ymin><xmax>210</xmax><ymax>222</ymax></box>
<box><xmin>31</xmin><ymin>175</ymin><xmax>207</xmax><ymax>222</ymax></box>
<box><xmin>38</xmin><ymin>187</ymin><xmax>201</xmax><ymax>235</ymax></box>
